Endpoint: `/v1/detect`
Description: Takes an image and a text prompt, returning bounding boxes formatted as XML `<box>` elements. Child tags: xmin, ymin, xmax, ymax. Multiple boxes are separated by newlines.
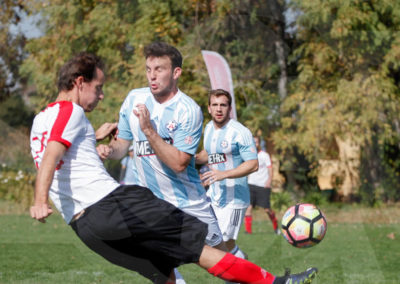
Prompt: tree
<box><xmin>274</xmin><ymin>0</ymin><xmax>400</xmax><ymax>201</ymax></box>
<box><xmin>0</xmin><ymin>0</ymin><xmax>29</xmax><ymax>102</ymax></box>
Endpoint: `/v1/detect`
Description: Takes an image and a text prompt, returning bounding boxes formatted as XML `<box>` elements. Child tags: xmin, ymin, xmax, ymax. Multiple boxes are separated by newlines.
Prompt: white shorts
<box><xmin>212</xmin><ymin>205</ymin><xmax>247</xmax><ymax>241</ymax></box>
<box><xmin>181</xmin><ymin>201</ymin><xmax>223</xmax><ymax>247</ymax></box>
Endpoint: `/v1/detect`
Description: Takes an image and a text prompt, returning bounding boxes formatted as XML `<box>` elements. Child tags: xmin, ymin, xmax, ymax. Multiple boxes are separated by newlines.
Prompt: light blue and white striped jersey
<box><xmin>118</xmin><ymin>87</ymin><xmax>208</xmax><ymax>208</ymax></box>
<box><xmin>204</xmin><ymin>119</ymin><xmax>257</xmax><ymax>209</ymax></box>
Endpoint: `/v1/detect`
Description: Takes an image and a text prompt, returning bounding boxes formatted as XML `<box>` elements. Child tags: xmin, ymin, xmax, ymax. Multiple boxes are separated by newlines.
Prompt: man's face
<box><xmin>146</xmin><ymin>55</ymin><xmax>180</xmax><ymax>98</ymax></box>
<box><xmin>208</xmin><ymin>95</ymin><xmax>231</xmax><ymax>128</ymax></box>
<box><xmin>79</xmin><ymin>68</ymin><xmax>105</xmax><ymax>112</ymax></box>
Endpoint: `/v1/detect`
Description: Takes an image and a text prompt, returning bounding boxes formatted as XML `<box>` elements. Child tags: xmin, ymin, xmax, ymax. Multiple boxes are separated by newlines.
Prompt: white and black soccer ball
<box><xmin>281</xmin><ymin>203</ymin><xmax>327</xmax><ymax>248</ymax></box>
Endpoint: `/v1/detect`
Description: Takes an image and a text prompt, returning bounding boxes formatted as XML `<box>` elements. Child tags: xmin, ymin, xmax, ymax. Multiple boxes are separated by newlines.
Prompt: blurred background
<box><xmin>1</xmin><ymin>0</ymin><xmax>400</xmax><ymax>209</ymax></box>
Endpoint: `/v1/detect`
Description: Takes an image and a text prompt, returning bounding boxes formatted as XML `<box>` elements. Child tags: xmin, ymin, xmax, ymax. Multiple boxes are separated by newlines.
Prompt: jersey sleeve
<box><xmin>238</xmin><ymin>127</ymin><xmax>258</xmax><ymax>161</ymax></box>
<box><xmin>117</xmin><ymin>94</ymin><xmax>134</xmax><ymax>141</ymax></box>
<box><xmin>172</xmin><ymin>103</ymin><xmax>203</xmax><ymax>155</ymax></box>
<box><xmin>48</xmin><ymin>102</ymin><xmax>86</xmax><ymax>148</ymax></box>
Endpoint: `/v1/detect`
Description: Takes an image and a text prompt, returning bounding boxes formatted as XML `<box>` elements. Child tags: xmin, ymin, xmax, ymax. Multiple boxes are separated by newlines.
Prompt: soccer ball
<box><xmin>281</xmin><ymin>203</ymin><xmax>327</xmax><ymax>248</ymax></box>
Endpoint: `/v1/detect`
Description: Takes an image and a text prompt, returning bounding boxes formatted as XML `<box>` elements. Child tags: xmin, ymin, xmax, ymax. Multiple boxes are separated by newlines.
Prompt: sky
<box><xmin>9</xmin><ymin>11</ymin><xmax>43</xmax><ymax>39</ymax></box>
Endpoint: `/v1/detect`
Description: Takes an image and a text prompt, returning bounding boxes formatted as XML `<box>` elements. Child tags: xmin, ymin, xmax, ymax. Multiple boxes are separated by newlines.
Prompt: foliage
<box><xmin>0</xmin><ymin>95</ymin><xmax>35</xmax><ymax>128</ymax></box>
<box><xmin>20</xmin><ymin>0</ymin><xmax>288</xmax><ymax>133</ymax></box>
<box><xmin>4</xmin><ymin>0</ymin><xmax>400</xmax><ymax>203</ymax></box>
<box><xmin>271</xmin><ymin>190</ymin><xmax>293</xmax><ymax>211</ymax></box>
<box><xmin>302</xmin><ymin>191</ymin><xmax>329</xmax><ymax>207</ymax></box>
<box><xmin>273</xmin><ymin>0</ymin><xmax>400</xmax><ymax>200</ymax></box>
<box><xmin>0</xmin><ymin>165</ymin><xmax>35</xmax><ymax>210</ymax></box>
<box><xmin>276</xmin><ymin>0</ymin><xmax>400</xmax><ymax>155</ymax></box>
<box><xmin>0</xmin><ymin>0</ymin><xmax>31</xmax><ymax>102</ymax></box>
<box><xmin>20</xmin><ymin>0</ymin><xmax>208</xmax><ymax>128</ymax></box>
<box><xmin>0</xmin><ymin>120</ymin><xmax>35</xmax><ymax>172</ymax></box>
<box><xmin>187</xmin><ymin>0</ymin><xmax>288</xmax><ymax>134</ymax></box>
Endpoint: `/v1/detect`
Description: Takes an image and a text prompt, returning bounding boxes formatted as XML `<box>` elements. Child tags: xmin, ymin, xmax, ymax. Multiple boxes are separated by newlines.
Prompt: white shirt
<box><xmin>248</xmin><ymin>150</ymin><xmax>272</xmax><ymax>187</ymax></box>
<box><xmin>30</xmin><ymin>101</ymin><xmax>119</xmax><ymax>224</ymax></box>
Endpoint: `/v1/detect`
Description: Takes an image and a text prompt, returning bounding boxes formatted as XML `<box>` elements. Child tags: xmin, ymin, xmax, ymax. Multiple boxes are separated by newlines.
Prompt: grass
<box><xmin>1</xmin><ymin>202</ymin><xmax>400</xmax><ymax>284</ymax></box>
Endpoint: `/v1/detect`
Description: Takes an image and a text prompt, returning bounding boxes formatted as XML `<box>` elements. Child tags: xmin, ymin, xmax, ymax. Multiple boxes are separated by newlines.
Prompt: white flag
<box><xmin>201</xmin><ymin>50</ymin><xmax>237</xmax><ymax>120</ymax></box>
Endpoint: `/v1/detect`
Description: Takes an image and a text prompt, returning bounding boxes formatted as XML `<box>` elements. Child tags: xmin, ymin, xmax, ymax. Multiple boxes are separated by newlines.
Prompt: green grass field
<box><xmin>1</xmin><ymin>202</ymin><xmax>400</xmax><ymax>284</ymax></box>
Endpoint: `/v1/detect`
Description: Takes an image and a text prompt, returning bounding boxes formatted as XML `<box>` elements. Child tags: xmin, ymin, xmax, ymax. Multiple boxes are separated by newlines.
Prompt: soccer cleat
<box><xmin>273</xmin><ymin>267</ymin><xmax>318</xmax><ymax>284</ymax></box>
<box><xmin>275</xmin><ymin>228</ymin><xmax>281</xmax><ymax>235</ymax></box>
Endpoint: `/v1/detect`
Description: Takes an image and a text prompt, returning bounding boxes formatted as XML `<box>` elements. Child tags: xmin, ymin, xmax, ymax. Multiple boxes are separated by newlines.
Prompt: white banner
<box><xmin>201</xmin><ymin>50</ymin><xmax>237</xmax><ymax>120</ymax></box>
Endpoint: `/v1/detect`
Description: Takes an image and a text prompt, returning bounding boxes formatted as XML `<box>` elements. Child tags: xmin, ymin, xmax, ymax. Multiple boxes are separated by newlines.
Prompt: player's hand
<box><xmin>200</xmin><ymin>168</ymin><xmax>225</xmax><ymax>186</ymax></box>
<box><xmin>96</xmin><ymin>122</ymin><xmax>118</xmax><ymax>141</ymax></box>
<box><xmin>133</xmin><ymin>104</ymin><xmax>154</xmax><ymax>136</ymax></box>
<box><xmin>30</xmin><ymin>203</ymin><xmax>53</xmax><ymax>223</ymax></box>
<box><xmin>96</xmin><ymin>144</ymin><xmax>114</xmax><ymax>160</ymax></box>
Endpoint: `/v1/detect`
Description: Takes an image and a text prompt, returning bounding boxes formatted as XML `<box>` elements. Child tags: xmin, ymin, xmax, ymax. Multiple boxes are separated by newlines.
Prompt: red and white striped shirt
<box><xmin>30</xmin><ymin>101</ymin><xmax>119</xmax><ymax>224</ymax></box>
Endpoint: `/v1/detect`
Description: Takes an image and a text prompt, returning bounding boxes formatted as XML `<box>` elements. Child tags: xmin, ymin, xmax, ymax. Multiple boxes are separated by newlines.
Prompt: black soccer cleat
<box><xmin>273</xmin><ymin>267</ymin><xmax>318</xmax><ymax>284</ymax></box>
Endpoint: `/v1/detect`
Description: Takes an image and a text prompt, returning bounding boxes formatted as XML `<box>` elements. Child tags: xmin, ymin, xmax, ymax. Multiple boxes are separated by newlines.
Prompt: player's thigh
<box><xmin>71</xmin><ymin>216</ymin><xmax>172</xmax><ymax>283</ymax></box>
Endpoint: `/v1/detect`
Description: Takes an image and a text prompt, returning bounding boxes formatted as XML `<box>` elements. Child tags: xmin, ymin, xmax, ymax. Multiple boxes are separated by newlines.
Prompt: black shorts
<box><xmin>70</xmin><ymin>185</ymin><xmax>208</xmax><ymax>284</ymax></box>
<box><xmin>249</xmin><ymin>184</ymin><xmax>271</xmax><ymax>209</ymax></box>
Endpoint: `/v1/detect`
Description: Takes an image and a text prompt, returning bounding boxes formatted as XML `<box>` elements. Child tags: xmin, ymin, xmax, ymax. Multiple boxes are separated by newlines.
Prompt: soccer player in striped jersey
<box><xmin>196</xmin><ymin>89</ymin><xmax>258</xmax><ymax>262</ymax></box>
<box><xmin>97</xmin><ymin>42</ymin><xmax>225</xmax><ymax>282</ymax></box>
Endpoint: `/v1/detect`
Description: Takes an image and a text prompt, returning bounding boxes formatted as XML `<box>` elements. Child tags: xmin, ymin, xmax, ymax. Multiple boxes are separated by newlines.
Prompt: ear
<box><xmin>74</xmin><ymin>76</ymin><xmax>84</xmax><ymax>90</ymax></box>
<box><xmin>208</xmin><ymin>105</ymin><xmax>211</xmax><ymax>114</ymax></box>
<box><xmin>173</xmin><ymin>67</ymin><xmax>182</xmax><ymax>80</ymax></box>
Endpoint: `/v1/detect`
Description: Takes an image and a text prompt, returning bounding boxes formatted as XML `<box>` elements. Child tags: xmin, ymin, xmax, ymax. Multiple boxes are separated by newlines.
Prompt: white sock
<box><xmin>174</xmin><ymin>268</ymin><xmax>186</xmax><ymax>284</ymax></box>
<box><xmin>230</xmin><ymin>245</ymin><xmax>246</xmax><ymax>259</ymax></box>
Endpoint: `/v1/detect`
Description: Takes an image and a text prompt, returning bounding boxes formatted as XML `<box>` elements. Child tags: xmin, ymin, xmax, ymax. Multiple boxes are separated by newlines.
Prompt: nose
<box><xmin>148</xmin><ymin>70</ymin><xmax>156</xmax><ymax>80</ymax></box>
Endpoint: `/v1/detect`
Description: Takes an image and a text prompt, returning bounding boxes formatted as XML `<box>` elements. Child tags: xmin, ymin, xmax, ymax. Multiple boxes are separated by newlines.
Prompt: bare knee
<box><xmin>197</xmin><ymin>245</ymin><xmax>226</xmax><ymax>270</ymax></box>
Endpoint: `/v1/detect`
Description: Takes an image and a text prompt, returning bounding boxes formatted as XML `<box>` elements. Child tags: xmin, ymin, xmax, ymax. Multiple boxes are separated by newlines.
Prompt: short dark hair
<box><xmin>144</xmin><ymin>42</ymin><xmax>182</xmax><ymax>69</ymax></box>
<box><xmin>57</xmin><ymin>52</ymin><xmax>105</xmax><ymax>92</ymax></box>
<box><xmin>208</xmin><ymin>89</ymin><xmax>232</xmax><ymax>106</ymax></box>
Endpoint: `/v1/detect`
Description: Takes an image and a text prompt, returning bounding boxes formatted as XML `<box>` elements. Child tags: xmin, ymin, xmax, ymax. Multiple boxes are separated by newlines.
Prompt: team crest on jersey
<box><xmin>208</xmin><ymin>153</ymin><xmax>227</xmax><ymax>164</ymax></box>
<box><xmin>220</xmin><ymin>140</ymin><xmax>229</xmax><ymax>148</ymax></box>
<box><xmin>166</xmin><ymin>120</ymin><xmax>178</xmax><ymax>132</ymax></box>
<box><xmin>184</xmin><ymin>136</ymin><xmax>193</xmax><ymax>145</ymax></box>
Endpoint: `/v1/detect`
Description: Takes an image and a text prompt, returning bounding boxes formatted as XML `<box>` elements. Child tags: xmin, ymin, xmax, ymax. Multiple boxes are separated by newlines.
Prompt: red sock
<box><xmin>207</xmin><ymin>253</ymin><xmax>275</xmax><ymax>284</ymax></box>
<box><xmin>245</xmin><ymin>216</ymin><xmax>252</xmax><ymax>234</ymax></box>
<box><xmin>267</xmin><ymin>210</ymin><xmax>278</xmax><ymax>231</ymax></box>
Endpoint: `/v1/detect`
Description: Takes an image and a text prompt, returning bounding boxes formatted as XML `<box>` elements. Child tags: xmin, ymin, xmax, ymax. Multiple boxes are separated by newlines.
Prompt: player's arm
<box><xmin>265</xmin><ymin>165</ymin><xmax>273</xmax><ymax>188</ymax></box>
<box><xmin>141</xmin><ymin>125</ymin><xmax>191</xmax><ymax>172</ymax></box>
<box><xmin>30</xmin><ymin>141</ymin><xmax>67</xmax><ymax>223</ymax></box>
<box><xmin>202</xmin><ymin>159</ymin><xmax>258</xmax><ymax>186</ymax></box>
<box><xmin>134</xmin><ymin>103</ymin><xmax>191</xmax><ymax>172</ymax></box>
<box><xmin>195</xmin><ymin>149</ymin><xmax>209</xmax><ymax>165</ymax></box>
<box><xmin>95</xmin><ymin>122</ymin><xmax>118</xmax><ymax>141</ymax></box>
<box><xmin>97</xmin><ymin>137</ymin><xmax>131</xmax><ymax>160</ymax></box>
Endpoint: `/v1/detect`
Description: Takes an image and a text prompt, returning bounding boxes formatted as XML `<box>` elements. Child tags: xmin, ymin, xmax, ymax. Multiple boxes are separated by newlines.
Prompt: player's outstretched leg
<box><xmin>273</xmin><ymin>267</ymin><xmax>318</xmax><ymax>284</ymax></box>
<box><xmin>198</xmin><ymin>245</ymin><xmax>318</xmax><ymax>284</ymax></box>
